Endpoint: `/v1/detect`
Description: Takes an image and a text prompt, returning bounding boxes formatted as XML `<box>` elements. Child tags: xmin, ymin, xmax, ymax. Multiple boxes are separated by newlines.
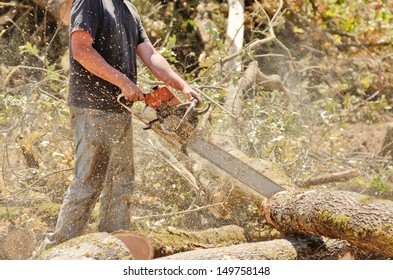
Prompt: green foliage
<box><xmin>159</xmin><ymin>35</ymin><xmax>178</xmax><ymax>63</ymax></box>
<box><xmin>367</xmin><ymin>168</ymin><xmax>393</xmax><ymax>196</ymax></box>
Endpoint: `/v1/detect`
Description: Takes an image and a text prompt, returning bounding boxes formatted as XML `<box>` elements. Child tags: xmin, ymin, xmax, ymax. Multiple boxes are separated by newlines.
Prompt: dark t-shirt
<box><xmin>68</xmin><ymin>0</ymin><xmax>149</xmax><ymax>112</ymax></box>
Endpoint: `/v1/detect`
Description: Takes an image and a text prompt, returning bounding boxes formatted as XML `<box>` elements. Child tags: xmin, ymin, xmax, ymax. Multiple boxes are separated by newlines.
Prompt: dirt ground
<box><xmin>336</xmin><ymin>119</ymin><xmax>393</xmax><ymax>155</ymax></box>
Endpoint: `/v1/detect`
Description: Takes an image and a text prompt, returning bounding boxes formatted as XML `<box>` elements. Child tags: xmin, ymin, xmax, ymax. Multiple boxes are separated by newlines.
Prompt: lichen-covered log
<box><xmin>37</xmin><ymin>232</ymin><xmax>133</xmax><ymax>260</ymax></box>
<box><xmin>0</xmin><ymin>226</ymin><xmax>37</xmax><ymax>260</ymax></box>
<box><xmin>36</xmin><ymin>225</ymin><xmax>246</xmax><ymax>260</ymax></box>
<box><xmin>148</xmin><ymin>225</ymin><xmax>247</xmax><ymax>258</ymax></box>
<box><xmin>264</xmin><ymin>190</ymin><xmax>393</xmax><ymax>257</ymax></box>
<box><xmin>159</xmin><ymin>236</ymin><xmax>378</xmax><ymax>260</ymax></box>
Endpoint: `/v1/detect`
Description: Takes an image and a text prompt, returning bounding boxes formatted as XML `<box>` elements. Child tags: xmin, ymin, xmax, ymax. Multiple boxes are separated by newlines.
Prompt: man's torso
<box><xmin>68</xmin><ymin>0</ymin><xmax>148</xmax><ymax>112</ymax></box>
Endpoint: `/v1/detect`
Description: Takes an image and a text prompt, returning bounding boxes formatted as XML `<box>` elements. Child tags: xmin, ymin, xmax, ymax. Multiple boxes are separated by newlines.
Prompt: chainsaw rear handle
<box><xmin>117</xmin><ymin>93</ymin><xmax>141</xmax><ymax>113</ymax></box>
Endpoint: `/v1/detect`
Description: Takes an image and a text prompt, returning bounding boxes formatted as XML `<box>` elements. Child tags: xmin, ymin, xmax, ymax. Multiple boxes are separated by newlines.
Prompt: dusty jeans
<box><xmin>44</xmin><ymin>107</ymin><xmax>135</xmax><ymax>247</ymax></box>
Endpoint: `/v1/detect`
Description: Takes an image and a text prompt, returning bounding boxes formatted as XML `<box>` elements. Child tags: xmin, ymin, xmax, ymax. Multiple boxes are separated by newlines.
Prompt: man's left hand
<box><xmin>182</xmin><ymin>85</ymin><xmax>203</xmax><ymax>108</ymax></box>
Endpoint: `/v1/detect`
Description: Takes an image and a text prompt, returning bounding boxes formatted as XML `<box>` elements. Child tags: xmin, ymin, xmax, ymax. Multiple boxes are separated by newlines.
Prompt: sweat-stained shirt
<box><xmin>68</xmin><ymin>0</ymin><xmax>149</xmax><ymax>112</ymax></box>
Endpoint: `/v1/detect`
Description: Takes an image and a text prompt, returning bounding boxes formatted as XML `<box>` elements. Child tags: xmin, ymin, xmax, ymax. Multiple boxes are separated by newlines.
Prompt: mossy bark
<box><xmin>264</xmin><ymin>190</ymin><xmax>393</xmax><ymax>257</ymax></box>
<box><xmin>36</xmin><ymin>225</ymin><xmax>246</xmax><ymax>260</ymax></box>
<box><xmin>37</xmin><ymin>232</ymin><xmax>133</xmax><ymax>260</ymax></box>
<box><xmin>159</xmin><ymin>236</ymin><xmax>377</xmax><ymax>260</ymax></box>
<box><xmin>148</xmin><ymin>225</ymin><xmax>247</xmax><ymax>258</ymax></box>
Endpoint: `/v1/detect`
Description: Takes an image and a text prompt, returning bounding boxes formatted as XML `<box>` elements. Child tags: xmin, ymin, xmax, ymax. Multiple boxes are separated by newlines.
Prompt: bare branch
<box><xmin>296</xmin><ymin>169</ymin><xmax>361</xmax><ymax>188</ymax></box>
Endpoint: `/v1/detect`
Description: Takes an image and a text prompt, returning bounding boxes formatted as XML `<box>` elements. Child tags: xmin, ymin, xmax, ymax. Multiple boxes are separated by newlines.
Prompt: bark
<box><xmin>264</xmin><ymin>190</ymin><xmax>393</xmax><ymax>258</ymax></box>
<box><xmin>225</xmin><ymin>0</ymin><xmax>245</xmax><ymax>72</ymax></box>
<box><xmin>0</xmin><ymin>226</ymin><xmax>37</xmax><ymax>260</ymax></box>
<box><xmin>37</xmin><ymin>232</ymin><xmax>133</xmax><ymax>260</ymax></box>
<box><xmin>159</xmin><ymin>236</ymin><xmax>379</xmax><ymax>260</ymax></box>
<box><xmin>37</xmin><ymin>225</ymin><xmax>247</xmax><ymax>260</ymax></box>
<box><xmin>147</xmin><ymin>225</ymin><xmax>247</xmax><ymax>258</ymax></box>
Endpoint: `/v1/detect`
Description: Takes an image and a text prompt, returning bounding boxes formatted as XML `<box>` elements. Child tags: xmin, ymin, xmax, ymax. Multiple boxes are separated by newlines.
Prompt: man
<box><xmin>39</xmin><ymin>0</ymin><xmax>202</xmax><ymax>251</ymax></box>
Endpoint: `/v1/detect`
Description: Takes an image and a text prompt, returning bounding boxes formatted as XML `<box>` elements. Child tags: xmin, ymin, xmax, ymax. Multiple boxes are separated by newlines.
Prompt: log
<box><xmin>159</xmin><ymin>236</ymin><xmax>379</xmax><ymax>260</ymax></box>
<box><xmin>264</xmin><ymin>190</ymin><xmax>393</xmax><ymax>257</ymax></box>
<box><xmin>36</xmin><ymin>225</ymin><xmax>247</xmax><ymax>260</ymax></box>
<box><xmin>147</xmin><ymin>225</ymin><xmax>247</xmax><ymax>258</ymax></box>
<box><xmin>33</xmin><ymin>224</ymin><xmax>383</xmax><ymax>260</ymax></box>
<box><xmin>37</xmin><ymin>232</ymin><xmax>133</xmax><ymax>260</ymax></box>
<box><xmin>0</xmin><ymin>226</ymin><xmax>37</xmax><ymax>260</ymax></box>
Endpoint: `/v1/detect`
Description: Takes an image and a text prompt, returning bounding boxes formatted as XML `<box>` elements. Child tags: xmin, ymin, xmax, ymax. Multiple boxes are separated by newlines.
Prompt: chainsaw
<box><xmin>118</xmin><ymin>86</ymin><xmax>285</xmax><ymax>197</ymax></box>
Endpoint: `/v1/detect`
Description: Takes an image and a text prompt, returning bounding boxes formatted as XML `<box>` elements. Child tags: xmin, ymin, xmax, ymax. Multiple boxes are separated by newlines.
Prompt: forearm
<box><xmin>137</xmin><ymin>41</ymin><xmax>203</xmax><ymax>105</ymax></box>
<box><xmin>71</xmin><ymin>30</ymin><xmax>143</xmax><ymax>101</ymax></box>
<box><xmin>140</xmin><ymin>49</ymin><xmax>189</xmax><ymax>91</ymax></box>
<box><xmin>73</xmin><ymin>45</ymin><xmax>133</xmax><ymax>91</ymax></box>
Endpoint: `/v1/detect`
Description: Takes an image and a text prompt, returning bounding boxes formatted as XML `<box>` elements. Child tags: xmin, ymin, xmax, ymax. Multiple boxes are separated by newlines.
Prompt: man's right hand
<box><xmin>119</xmin><ymin>79</ymin><xmax>145</xmax><ymax>102</ymax></box>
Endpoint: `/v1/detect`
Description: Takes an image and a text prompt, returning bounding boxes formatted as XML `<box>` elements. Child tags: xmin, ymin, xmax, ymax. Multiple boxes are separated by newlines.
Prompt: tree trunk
<box><xmin>0</xmin><ymin>226</ymin><xmax>37</xmax><ymax>260</ymax></box>
<box><xmin>225</xmin><ymin>0</ymin><xmax>245</xmax><ymax>72</ymax></box>
<box><xmin>264</xmin><ymin>190</ymin><xmax>393</xmax><ymax>257</ymax></box>
<box><xmin>159</xmin><ymin>236</ymin><xmax>379</xmax><ymax>260</ymax></box>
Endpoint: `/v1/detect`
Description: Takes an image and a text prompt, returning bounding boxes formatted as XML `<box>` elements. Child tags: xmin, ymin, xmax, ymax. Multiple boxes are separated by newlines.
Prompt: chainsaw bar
<box><xmin>136</xmin><ymin>115</ymin><xmax>286</xmax><ymax>197</ymax></box>
<box><xmin>186</xmin><ymin>137</ymin><xmax>285</xmax><ymax>197</ymax></box>
<box><xmin>119</xmin><ymin>86</ymin><xmax>286</xmax><ymax>197</ymax></box>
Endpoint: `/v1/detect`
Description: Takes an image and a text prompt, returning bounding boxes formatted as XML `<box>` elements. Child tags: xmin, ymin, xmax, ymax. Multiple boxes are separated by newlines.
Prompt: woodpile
<box><xmin>31</xmin><ymin>190</ymin><xmax>392</xmax><ymax>260</ymax></box>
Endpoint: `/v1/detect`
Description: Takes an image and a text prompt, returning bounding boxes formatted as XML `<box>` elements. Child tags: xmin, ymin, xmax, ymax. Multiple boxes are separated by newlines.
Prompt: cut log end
<box><xmin>38</xmin><ymin>232</ymin><xmax>133</xmax><ymax>260</ymax></box>
<box><xmin>0</xmin><ymin>226</ymin><xmax>37</xmax><ymax>260</ymax></box>
<box><xmin>112</xmin><ymin>231</ymin><xmax>154</xmax><ymax>260</ymax></box>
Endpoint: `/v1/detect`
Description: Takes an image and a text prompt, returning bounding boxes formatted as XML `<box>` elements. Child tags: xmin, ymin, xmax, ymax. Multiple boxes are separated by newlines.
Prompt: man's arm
<box><xmin>71</xmin><ymin>30</ymin><xmax>144</xmax><ymax>102</ymax></box>
<box><xmin>136</xmin><ymin>41</ymin><xmax>203</xmax><ymax>106</ymax></box>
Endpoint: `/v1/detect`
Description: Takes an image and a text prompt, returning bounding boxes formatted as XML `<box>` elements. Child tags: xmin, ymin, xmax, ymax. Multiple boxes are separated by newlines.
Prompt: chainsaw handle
<box><xmin>117</xmin><ymin>93</ymin><xmax>145</xmax><ymax>113</ymax></box>
<box><xmin>175</xmin><ymin>98</ymin><xmax>198</xmax><ymax>132</ymax></box>
<box><xmin>177</xmin><ymin>98</ymin><xmax>198</xmax><ymax>108</ymax></box>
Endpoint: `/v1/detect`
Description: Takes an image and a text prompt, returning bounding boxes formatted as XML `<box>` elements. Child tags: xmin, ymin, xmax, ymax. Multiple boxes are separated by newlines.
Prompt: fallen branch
<box><xmin>131</xmin><ymin>187</ymin><xmax>234</xmax><ymax>222</ymax></box>
<box><xmin>296</xmin><ymin>169</ymin><xmax>361</xmax><ymax>188</ymax></box>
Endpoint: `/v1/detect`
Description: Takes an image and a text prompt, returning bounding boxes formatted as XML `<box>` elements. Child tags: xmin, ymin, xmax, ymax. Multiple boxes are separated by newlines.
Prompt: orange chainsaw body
<box><xmin>144</xmin><ymin>86</ymin><xmax>182</xmax><ymax>110</ymax></box>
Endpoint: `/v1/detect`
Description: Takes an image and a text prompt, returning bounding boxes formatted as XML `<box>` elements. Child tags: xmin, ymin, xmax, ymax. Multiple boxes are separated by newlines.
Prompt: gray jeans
<box><xmin>45</xmin><ymin>107</ymin><xmax>135</xmax><ymax>247</ymax></box>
